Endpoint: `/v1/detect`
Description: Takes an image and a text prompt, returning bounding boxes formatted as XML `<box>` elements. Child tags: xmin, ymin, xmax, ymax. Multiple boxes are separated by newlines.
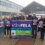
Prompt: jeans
<box><xmin>32</xmin><ymin>25</ymin><xmax>37</xmax><ymax>38</ymax></box>
<box><xmin>40</xmin><ymin>28</ymin><xmax>45</xmax><ymax>40</ymax></box>
<box><xmin>0</xmin><ymin>27</ymin><xmax>5</xmax><ymax>37</ymax></box>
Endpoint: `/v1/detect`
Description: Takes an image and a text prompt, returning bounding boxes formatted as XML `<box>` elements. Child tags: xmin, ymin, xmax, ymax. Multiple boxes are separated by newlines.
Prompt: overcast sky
<box><xmin>10</xmin><ymin>0</ymin><xmax>45</xmax><ymax>7</ymax></box>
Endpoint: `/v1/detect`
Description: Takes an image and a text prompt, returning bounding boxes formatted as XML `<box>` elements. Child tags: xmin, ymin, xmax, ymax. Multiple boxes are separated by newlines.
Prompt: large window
<box><xmin>0</xmin><ymin>1</ymin><xmax>14</xmax><ymax>8</ymax></box>
<box><xmin>0</xmin><ymin>0</ymin><xmax>22</xmax><ymax>10</ymax></box>
<box><xmin>0</xmin><ymin>12</ymin><xmax>16</xmax><ymax>16</ymax></box>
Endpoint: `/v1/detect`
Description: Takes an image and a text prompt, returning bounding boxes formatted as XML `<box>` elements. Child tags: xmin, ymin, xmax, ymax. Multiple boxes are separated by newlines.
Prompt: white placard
<box><xmin>11</xmin><ymin>30</ymin><xmax>16</xmax><ymax>36</ymax></box>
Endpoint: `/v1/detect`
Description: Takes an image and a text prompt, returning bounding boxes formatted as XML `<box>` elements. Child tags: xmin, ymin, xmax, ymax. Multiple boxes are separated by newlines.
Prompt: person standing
<box><xmin>32</xmin><ymin>13</ymin><xmax>38</xmax><ymax>39</ymax></box>
<box><xmin>27</xmin><ymin>14</ymin><xmax>32</xmax><ymax>20</ymax></box>
<box><xmin>38</xmin><ymin>18</ymin><xmax>44</xmax><ymax>40</ymax></box>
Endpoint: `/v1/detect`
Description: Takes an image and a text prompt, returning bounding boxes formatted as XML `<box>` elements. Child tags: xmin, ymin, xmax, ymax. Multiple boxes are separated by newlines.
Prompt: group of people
<box><xmin>0</xmin><ymin>13</ymin><xmax>45</xmax><ymax>40</ymax></box>
<box><xmin>28</xmin><ymin>14</ymin><xmax>45</xmax><ymax>41</ymax></box>
<box><xmin>7</xmin><ymin>13</ymin><xmax>45</xmax><ymax>40</ymax></box>
<box><xmin>16</xmin><ymin>13</ymin><xmax>45</xmax><ymax>40</ymax></box>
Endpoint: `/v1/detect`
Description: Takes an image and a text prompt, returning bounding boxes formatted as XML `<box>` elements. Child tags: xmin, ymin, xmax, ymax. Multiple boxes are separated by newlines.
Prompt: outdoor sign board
<box><xmin>11</xmin><ymin>20</ymin><xmax>33</xmax><ymax>38</ymax></box>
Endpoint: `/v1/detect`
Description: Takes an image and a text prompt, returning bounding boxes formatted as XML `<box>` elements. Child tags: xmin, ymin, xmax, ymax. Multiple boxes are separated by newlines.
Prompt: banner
<box><xmin>11</xmin><ymin>20</ymin><xmax>33</xmax><ymax>38</ymax></box>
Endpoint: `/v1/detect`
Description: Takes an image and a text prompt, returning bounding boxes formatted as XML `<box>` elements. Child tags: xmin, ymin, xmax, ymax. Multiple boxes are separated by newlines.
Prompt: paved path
<box><xmin>0</xmin><ymin>37</ymin><xmax>19</xmax><ymax>45</ymax></box>
<box><xmin>35</xmin><ymin>32</ymin><xmax>45</xmax><ymax>45</ymax></box>
<box><xmin>35</xmin><ymin>38</ymin><xmax>45</xmax><ymax>45</ymax></box>
<box><xmin>0</xmin><ymin>35</ymin><xmax>45</xmax><ymax>45</ymax></box>
<box><xmin>0</xmin><ymin>37</ymin><xmax>34</xmax><ymax>45</ymax></box>
<box><xmin>15</xmin><ymin>38</ymin><xmax>34</xmax><ymax>45</ymax></box>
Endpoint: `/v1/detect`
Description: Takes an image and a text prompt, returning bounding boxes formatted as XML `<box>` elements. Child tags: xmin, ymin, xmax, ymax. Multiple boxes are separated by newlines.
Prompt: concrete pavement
<box><xmin>0</xmin><ymin>35</ymin><xmax>45</xmax><ymax>45</ymax></box>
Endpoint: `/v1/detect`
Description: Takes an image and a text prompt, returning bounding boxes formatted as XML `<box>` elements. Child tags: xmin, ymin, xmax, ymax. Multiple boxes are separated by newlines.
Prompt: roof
<box><xmin>21</xmin><ymin>1</ymin><xmax>45</xmax><ymax>14</ymax></box>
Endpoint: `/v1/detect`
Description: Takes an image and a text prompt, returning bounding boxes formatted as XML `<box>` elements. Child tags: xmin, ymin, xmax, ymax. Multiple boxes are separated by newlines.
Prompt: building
<box><xmin>21</xmin><ymin>1</ymin><xmax>45</xmax><ymax>17</ymax></box>
<box><xmin>0</xmin><ymin>0</ymin><xmax>23</xmax><ymax>17</ymax></box>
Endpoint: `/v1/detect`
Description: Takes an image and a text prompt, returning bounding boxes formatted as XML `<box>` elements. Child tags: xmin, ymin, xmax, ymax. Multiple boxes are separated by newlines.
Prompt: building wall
<box><xmin>0</xmin><ymin>0</ymin><xmax>23</xmax><ymax>10</ymax></box>
<box><xmin>0</xmin><ymin>0</ymin><xmax>23</xmax><ymax>15</ymax></box>
<box><xmin>0</xmin><ymin>5</ymin><xmax>18</xmax><ymax>12</ymax></box>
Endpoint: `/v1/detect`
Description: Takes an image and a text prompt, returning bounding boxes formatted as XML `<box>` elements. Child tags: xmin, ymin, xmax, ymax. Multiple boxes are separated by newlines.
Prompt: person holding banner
<box><xmin>32</xmin><ymin>13</ymin><xmax>38</xmax><ymax>39</ymax></box>
<box><xmin>4</xmin><ymin>18</ymin><xmax>11</xmax><ymax>37</ymax></box>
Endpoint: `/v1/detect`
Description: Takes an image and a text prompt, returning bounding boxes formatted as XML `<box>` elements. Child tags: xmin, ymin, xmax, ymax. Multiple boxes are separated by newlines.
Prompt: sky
<box><xmin>10</xmin><ymin>0</ymin><xmax>45</xmax><ymax>7</ymax></box>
